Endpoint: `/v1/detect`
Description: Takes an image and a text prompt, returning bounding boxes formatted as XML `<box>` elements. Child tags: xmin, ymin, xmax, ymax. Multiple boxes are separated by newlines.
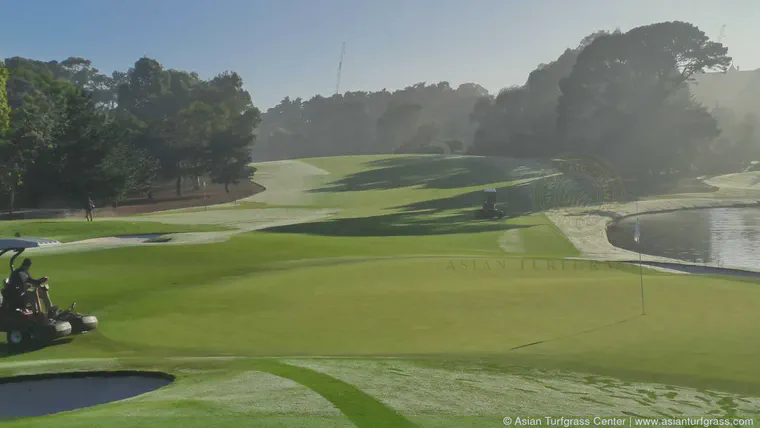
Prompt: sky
<box><xmin>2</xmin><ymin>0</ymin><xmax>759</xmax><ymax>110</ymax></box>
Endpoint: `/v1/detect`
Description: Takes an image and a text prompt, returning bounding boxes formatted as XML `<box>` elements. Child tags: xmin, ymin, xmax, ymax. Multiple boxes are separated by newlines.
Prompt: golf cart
<box><xmin>475</xmin><ymin>188</ymin><xmax>505</xmax><ymax>219</ymax></box>
<box><xmin>0</xmin><ymin>238</ymin><xmax>97</xmax><ymax>350</ymax></box>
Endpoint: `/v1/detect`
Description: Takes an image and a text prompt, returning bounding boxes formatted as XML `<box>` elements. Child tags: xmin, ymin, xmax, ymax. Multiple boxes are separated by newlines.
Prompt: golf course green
<box><xmin>2</xmin><ymin>155</ymin><xmax>759</xmax><ymax>427</ymax></box>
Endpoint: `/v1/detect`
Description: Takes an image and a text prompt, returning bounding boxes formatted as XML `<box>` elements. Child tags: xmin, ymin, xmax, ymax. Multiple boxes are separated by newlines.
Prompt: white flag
<box><xmin>634</xmin><ymin>219</ymin><xmax>641</xmax><ymax>243</ymax></box>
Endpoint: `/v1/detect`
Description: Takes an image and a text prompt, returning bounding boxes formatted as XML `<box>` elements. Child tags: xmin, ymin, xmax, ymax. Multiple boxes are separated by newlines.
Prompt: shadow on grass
<box><xmin>269</xmin><ymin>157</ymin><xmax>658</xmax><ymax>237</ymax></box>
<box><xmin>264</xmin><ymin>210</ymin><xmax>536</xmax><ymax>237</ymax></box>
<box><xmin>310</xmin><ymin>155</ymin><xmax>552</xmax><ymax>192</ymax></box>
<box><xmin>394</xmin><ymin>180</ymin><xmax>539</xmax><ymax>215</ymax></box>
<box><xmin>266</xmin><ymin>180</ymin><xmax>544</xmax><ymax>237</ymax></box>
<box><xmin>509</xmin><ymin>315</ymin><xmax>642</xmax><ymax>352</ymax></box>
<box><xmin>0</xmin><ymin>338</ymin><xmax>73</xmax><ymax>358</ymax></box>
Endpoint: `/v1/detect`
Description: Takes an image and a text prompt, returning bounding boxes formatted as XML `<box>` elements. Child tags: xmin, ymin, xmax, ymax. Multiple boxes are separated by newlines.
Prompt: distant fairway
<box><xmin>2</xmin><ymin>155</ymin><xmax>760</xmax><ymax>427</ymax></box>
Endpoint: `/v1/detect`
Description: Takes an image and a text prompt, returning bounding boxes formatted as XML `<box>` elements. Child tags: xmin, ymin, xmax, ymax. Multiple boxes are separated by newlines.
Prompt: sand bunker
<box><xmin>0</xmin><ymin>371</ymin><xmax>173</xmax><ymax>418</ymax></box>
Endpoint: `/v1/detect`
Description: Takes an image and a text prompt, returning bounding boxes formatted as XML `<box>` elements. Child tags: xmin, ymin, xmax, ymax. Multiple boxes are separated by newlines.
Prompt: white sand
<box><xmin>286</xmin><ymin>359</ymin><xmax>760</xmax><ymax>418</ymax></box>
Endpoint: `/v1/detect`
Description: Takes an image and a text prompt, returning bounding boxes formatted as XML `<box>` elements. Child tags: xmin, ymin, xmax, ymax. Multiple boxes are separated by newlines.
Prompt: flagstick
<box><xmin>635</xmin><ymin>199</ymin><xmax>645</xmax><ymax>316</ymax></box>
<box><xmin>638</xmin><ymin>244</ymin><xmax>645</xmax><ymax>315</ymax></box>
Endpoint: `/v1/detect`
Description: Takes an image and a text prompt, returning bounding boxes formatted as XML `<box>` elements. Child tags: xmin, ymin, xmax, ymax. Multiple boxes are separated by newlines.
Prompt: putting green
<box><xmin>2</xmin><ymin>155</ymin><xmax>759</xmax><ymax>427</ymax></box>
<box><xmin>54</xmin><ymin>256</ymin><xmax>760</xmax><ymax>388</ymax></box>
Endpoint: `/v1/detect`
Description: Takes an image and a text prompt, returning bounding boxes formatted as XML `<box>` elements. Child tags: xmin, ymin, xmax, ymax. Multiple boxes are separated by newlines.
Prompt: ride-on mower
<box><xmin>0</xmin><ymin>238</ymin><xmax>97</xmax><ymax>350</ymax></box>
<box><xmin>475</xmin><ymin>188</ymin><xmax>505</xmax><ymax>219</ymax></box>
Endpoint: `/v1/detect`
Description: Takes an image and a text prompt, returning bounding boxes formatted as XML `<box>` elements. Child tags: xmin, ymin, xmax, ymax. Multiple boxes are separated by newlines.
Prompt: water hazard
<box><xmin>0</xmin><ymin>371</ymin><xmax>173</xmax><ymax>418</ymax></box>
<box><xmin>607</xmin><ymin>207</ymin><xmax>760</xmax><ymax>271</ymax></box>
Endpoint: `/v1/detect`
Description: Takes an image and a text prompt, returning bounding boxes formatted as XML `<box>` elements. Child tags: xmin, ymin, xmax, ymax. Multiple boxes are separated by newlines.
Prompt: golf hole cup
<box><xmin>531</xmin><ymin>153</ymin><xmax>625</xmax><ymax>228</ymax></box>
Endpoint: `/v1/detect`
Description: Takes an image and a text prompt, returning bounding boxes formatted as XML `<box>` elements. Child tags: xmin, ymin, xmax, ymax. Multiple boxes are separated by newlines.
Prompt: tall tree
<box><xmin>1</xmin><ymin>58</ymin><xmax>74</xmax><ymax>212</ymax></box>
<box><xmin>208</xmin><ymin>108</ymin><xmax>260</xmax><ymax>193</ymax></box>
<box><xmin>116</xmin><ymin>58</ymin><xmax>202</xmax><ymax>195</ymax></box>
<box><xmin>198</xmin><ymin>71</ymin><xmax>260</xmax><ymax>192</ymax></box>
<box><xmin>469</xmin><ymin>32</ymin><xmax>612</xmax><ymax>157</ymax></box>
<box><xmin>0</xmin><ymin>62</ymin><xmax>9</xmax><ymax>135</ymax></box>
<box><xmin>46</xmin><ymin>88</ymin><xmax>110</xmax><ymax>201</ymax></box>
<box><xmin>555</xmin><ymin>21</ymin><xmax>731</xmax><ymax>180</ymax></box>
<box><xmin>1</xmin><ymin>54</ymin><xmax>261</xmax><ymax>209</ymax></box>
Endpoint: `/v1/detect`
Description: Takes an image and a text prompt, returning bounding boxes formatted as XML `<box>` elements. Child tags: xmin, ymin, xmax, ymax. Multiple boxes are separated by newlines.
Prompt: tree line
<box><xmin>2</xmin><ymin>20</ymin><xmax>756</xmax><ymax>213</ymax></box>
<box><xmin>255</xmin><ymin>82</ymin><xmax>488</xmax><ymax>160</ymax></box>
<box><xmin>259</xmin><ymin>21</ymin><xmax>759</xmax><ymax>185</ymax></box>
<box><xmin>0</xmin><ymin>56</ymin><xmax>260</xmax><ymax>212</ymax></box>
<box><xmin>471</xmin><ymin>21</ymin><xmax>731</xmax><ymax>183</ymax></box>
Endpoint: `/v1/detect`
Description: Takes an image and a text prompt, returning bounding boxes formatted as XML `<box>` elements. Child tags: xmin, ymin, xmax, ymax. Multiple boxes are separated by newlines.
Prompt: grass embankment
<box><xmin>0</xmin><ymin>220</ymin><xmax>230</xmax><ymax>243</ymax></box>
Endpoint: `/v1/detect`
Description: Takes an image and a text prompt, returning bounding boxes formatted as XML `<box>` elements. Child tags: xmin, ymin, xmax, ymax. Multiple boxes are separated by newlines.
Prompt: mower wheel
<box><xmin>7</xmin><ymin>329</ymin><xmax>29</xmax><ymax>350</ymax></box>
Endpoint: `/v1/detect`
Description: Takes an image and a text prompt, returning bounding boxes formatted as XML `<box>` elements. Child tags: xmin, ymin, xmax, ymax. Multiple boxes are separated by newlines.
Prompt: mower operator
<box><xmin>7</xmin><ymin>258</ymin><xmax>56</xmax><ymax>314</ymax></box>
<box><xmin>483</xmin><ymin>198</ymin><xmax>495</xmax><ymax>211</ymax></box>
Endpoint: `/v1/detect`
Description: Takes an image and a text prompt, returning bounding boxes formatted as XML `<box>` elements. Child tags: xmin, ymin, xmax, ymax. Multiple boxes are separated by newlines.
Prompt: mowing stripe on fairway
<box><xmin>252</xmin><ymin>360</ymin><xmax>419</xmax><ymax>428</ymax></box>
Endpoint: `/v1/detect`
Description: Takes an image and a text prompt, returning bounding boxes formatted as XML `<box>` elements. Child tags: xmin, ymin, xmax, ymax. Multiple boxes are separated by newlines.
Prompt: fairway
<box><xmin>2</xmin><ymin>155</ymin><xmax>760</xmax><ymax>427</ymax></box>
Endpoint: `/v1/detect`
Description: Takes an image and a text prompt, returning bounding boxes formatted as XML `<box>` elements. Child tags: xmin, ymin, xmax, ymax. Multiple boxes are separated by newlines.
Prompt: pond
<box><xmin>0</xmin><ymin>371</ymin><xmax>173</xmax><ymax>418</ymax></box>
<box><xmin>606</xmin><ymin>207</ymin><xmax>760</xmax><ymax>271</ymax></box>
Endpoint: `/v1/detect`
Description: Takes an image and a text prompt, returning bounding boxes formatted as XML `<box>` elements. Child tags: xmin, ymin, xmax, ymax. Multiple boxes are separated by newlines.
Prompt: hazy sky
<box><xmin>2</xmin><ymin>0</ymin><xmax>759</xmax><ymax>110</ymax></box>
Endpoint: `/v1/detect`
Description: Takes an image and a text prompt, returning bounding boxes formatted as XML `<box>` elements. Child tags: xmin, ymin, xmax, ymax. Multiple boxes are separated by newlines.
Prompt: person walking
<box><xmin>85</xmin><ymin>195</ymin><xmax>95</xmax><ymax>222</ymax></box>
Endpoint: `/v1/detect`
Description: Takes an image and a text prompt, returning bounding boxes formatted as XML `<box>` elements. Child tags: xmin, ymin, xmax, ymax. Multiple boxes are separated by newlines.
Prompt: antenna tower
<box><xmin>718</xmin><ymin>25</ymin><xmax>735</xmax><ymax>70</ymax></box>
<box><xmin>335</xmin><ymin>42</ymin><xmax>346</xmax><ymax>95</ymax></box>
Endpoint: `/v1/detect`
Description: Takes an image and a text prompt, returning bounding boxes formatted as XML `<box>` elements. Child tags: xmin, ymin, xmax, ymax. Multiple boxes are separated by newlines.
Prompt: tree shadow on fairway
<box><xmin>393</xmin><ymin>180</ymin><xmax>540</xmax><ymax>216</ymax></box>
<box><xmin>265</xmin><ymin>163</ymin><xmax>631</xmax><ymax>236</ymax></box>
<box><xmin>386</xmin><ymin>169</ymin><xmax>623</xmax><ymax>217</ymax></box>
<box><xmin>310</xmin><ymin>155</ymin><xmax>553</xmax><ymax>193</ymax></box>
<box><xmin>263</xmin><ymin>210</ymin><xmax>537</xmax><ymax>237</ymax></box>
<box><xmin>265</xmin><ymin>179</ymin><xmax>545</xmax><ymax>237</ymax></box>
